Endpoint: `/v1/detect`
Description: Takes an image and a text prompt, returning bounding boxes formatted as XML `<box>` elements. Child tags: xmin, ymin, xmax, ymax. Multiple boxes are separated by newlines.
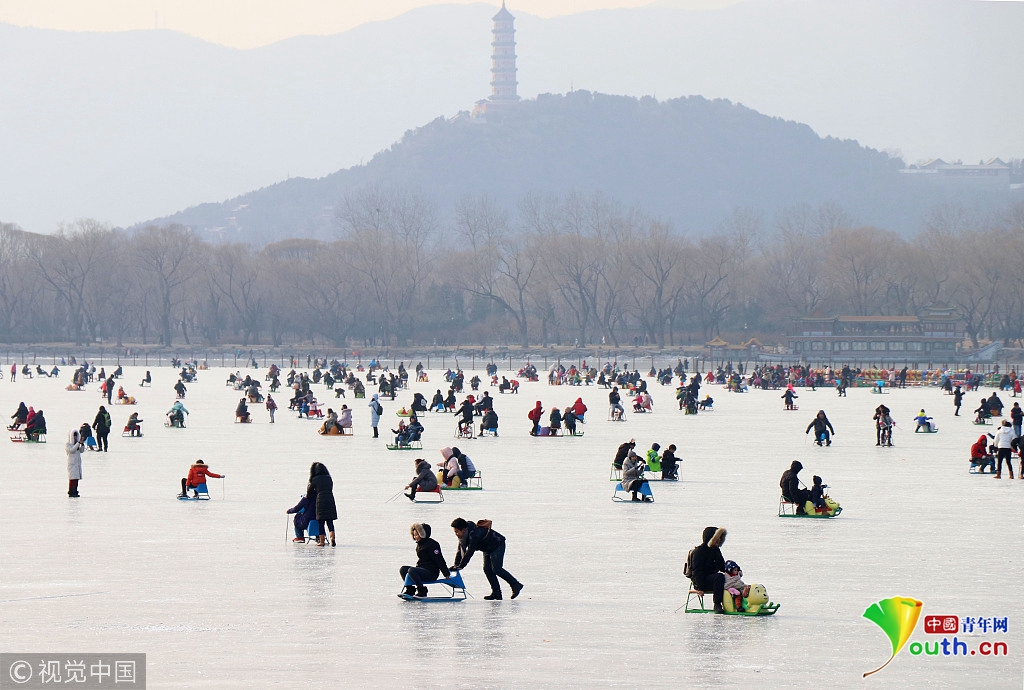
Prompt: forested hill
<box><xmin>144</xmin><ymin>91</ymin><xmax>1010</xmax><ymax>244</ymax></box>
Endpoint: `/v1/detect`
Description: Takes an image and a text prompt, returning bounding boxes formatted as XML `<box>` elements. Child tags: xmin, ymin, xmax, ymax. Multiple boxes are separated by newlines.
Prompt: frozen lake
<box><xmin>1</xmin><ymin>365</ymin><xmax>1021</xmax><ymax>688</ymax></box>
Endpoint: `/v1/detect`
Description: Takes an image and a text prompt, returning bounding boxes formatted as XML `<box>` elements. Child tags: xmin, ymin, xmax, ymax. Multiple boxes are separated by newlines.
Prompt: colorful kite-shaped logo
<box><xmin>862</xmin><ymin>597</ymin><xmax>923</xmax><ymax>677</ymax></box>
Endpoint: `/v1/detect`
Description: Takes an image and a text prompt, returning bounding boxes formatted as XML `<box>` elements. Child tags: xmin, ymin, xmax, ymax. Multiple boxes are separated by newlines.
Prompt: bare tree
<box><xmin>132</xmin><ymin>225</ymin><xmax>202</xmax><ymax>346</ymax></box>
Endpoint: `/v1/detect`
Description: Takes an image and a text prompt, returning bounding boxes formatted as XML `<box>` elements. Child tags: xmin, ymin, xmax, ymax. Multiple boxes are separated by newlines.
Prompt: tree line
<box><xmin>2</xmin><ymin>190</ymin><xmax>1022</xmax><ymax>349</ymax></box>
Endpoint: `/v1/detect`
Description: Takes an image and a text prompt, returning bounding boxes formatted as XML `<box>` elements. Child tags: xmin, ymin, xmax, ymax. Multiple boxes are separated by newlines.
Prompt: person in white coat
<box><xmin>993</xmin><ymin>420</ymin><xmax>1016</xmax><ymax>479</ymax></box>
<box><xmin>369</xmin><ymin>394</ymin><xmax>383</xmax><ymax>438</ymax></box>
<box><xmin>66</xmin><ymin>429</ymin><xmax>84</xmax><ymax>497</ymax></box>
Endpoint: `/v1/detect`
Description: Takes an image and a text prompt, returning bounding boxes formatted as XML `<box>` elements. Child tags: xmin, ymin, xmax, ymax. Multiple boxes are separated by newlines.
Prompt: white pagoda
<box><xmin>473</xmin><ymin>2</ymin><xmax>520</xmax><ymax>117</ymax></box>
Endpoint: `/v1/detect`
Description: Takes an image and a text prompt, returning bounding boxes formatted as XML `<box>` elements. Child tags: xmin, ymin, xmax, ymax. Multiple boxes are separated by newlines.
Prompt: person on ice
<box><xmin>993</xmin><ymin>420</ymin><xmax>1016</xmax><ymax>479</ymax></box>
<box><xmin>480</xmin><ymin>408</ymin><xmax>499</xmax><ymax>436</ymax></box>
<box><xmin>528</xmin><ymin>401</ymin><xmax>543</xmax><ymax>436</ymax></box>
<box><xmin>66</xmin><ymin>429</ymin><xmax>84</xmax><ymax>497</ymax></box>
<box><xmin>723</xmin><ymin>560</ymin><xmax>749</xmax><ymax>611</ymax></box>
<box><xmin>661</xmin><ymin>443</ymin><xmax>680</xmax><ymax>480</ymax></box>
<box><xmin>622</xmin><ymin>450</ymin><xmax>652</xmax><ymax>502</ymax></box>
<box><xmin>8</xmin><ymin>402</ymin><xmax>28</xmax><ymax>430</ymax></box>
<box><xmin>399</xmin><ymin>523</ymin><xmax>450</xmax><ymax>598</ymax></box>
<box><xmin>286</xmin><ymin>493</ymin><xmax>316</xmax><ymax>542</ymax></box>
<box><xmin>805</xmin><ymin>410</ymin><xmax>835</xmax><ymax>446</ymax></box>
<box><xmin>450</xmin><ymin>517</ymin><xmax>523</xmax><ymax>601</ymax></box>
<box><xmin>781</xmin><ymin>387</ymin><xmax>798</xmax><ymax>410</ymax></box>
<box><xmin>404</xmin><ymin>458</ymin><xmax>438</xmax><ymax>500</ymax></box>
<box><xmin>914</xmin><ymin>410</ymin><xmax>936</xmax><ymax>433</ymax></box>
<box><xmin>689</xmin><ymin>526</ymin><xmax>728</xmax><ymax>613</ymax></box>
<box><xmin>809</xmin><ymin>475</ymin><xmax>828</xmax><ymax>510</ymax></box>
<box><xmin>179</xmin><ymin>459</ymin><xmax>223</xmax><ymax>498</ymax></box>
<box><xmin>126</xmin><ymin>412</ymin><xmax>143</xmax><ymax>437</ymax></box>
<box><xmin>971</xmin><ymin>434</ymin><xmax>995</xmax><ymax>473</ymax></box>
<box><xmin>307</xmin><ymin>462</ymin><xmax>337</xmax><ymax>547</ymax></box>
<box><xmin>167</xmin><ymin>401</ymin><xmax>189</xmax><ymax>428</ymax></box>
<box><xmin>174</xmin><ymin>379</ymin><xmax>187</xmax><ymax>399</ymax></box>
<box><xmin>235</xmin><ymin>398</ymin><xmax>250</xmax><ymax>423</ymax></box>
<box><xmin>780</xmin><ymin>461</ymin><xmax>811</xmax><ymax>513</ymax></box>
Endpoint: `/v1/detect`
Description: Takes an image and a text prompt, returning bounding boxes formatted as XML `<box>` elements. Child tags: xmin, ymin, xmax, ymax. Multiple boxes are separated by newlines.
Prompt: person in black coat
<box><xmin>93</xmin><ymin>406</ymin><xmax>111</xmax><ymax>452</ymax></box>
<box><xmin>411</xmin><ymin>392</ymin><xmax>428</xmax><ymax>413</ymax></box>
<box><xmin>450</xmin><ymin>517</ymin><xmax>523</xmax><ymax>600</ymax></box>
<box><xmin>286</xmin><ymin>494</ymin><xmax>316</xmax><ymax>542</ymax></box>
<box><xmin>612</xmin><ymin>439</ymin><xmax>635</xmax><ymax>470</ymax></box>
<box><xmin>689</xmin><ymin>526</ymin><xmax>728</xmax><ymax>613</ymax></box>
<box><xmin>661</xmin><ymin>443</ymin><xmax>680</xmax><ymax>480</ymax></box>
<box><xmin>399</xmin><ymin>523</ymin><xmax>450</xmax><ymax>597</ymax></box>
<box><xmin>779</xmin><ymin>460</ymin><xmax>810</xmax><ymax>513</ymax></box>
<box><xmin>805</xmin><ymin>410</ymin><xmax>835</xmax><ymax>446</ymax></box>
<box><xmin>307</xmin><ymin>462</ymin><xmax>337</xmax><ymax>547</ymax></box>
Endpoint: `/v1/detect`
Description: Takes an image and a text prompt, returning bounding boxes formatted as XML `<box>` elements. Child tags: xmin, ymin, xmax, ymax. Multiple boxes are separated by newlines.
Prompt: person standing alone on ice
<box><xmin>93</xmin><ymin>405</ymin><xmax>112</xmax><ymax>452</ymax></box>
<box><xmin>66</xmin><ymin>429</ymin><xmax>84</xmax><ymax>497</ymax></box>
<box><xmin>993</xmin><ymin>420</ymin><xmax>1015</xmax><ymax>479</ymax></box>
<box><xmin>369</xmin><ymin>394</ymin><xmax>383</xmax><ymax>438</ymax></box>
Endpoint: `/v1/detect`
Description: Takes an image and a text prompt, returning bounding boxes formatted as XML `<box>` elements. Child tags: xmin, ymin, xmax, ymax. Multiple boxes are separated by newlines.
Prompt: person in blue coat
<box><xmin>450</xmin><ymin>518</ymin><xmax>523</xmax><ymax>601</ymax></box>
<box><xmin>286</xmin><ymin>494</ymin><xmax>316</xmax><ymax>542</ymax></box>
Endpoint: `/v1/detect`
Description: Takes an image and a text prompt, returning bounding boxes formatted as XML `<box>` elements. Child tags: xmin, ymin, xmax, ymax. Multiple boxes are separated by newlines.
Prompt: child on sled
<box><xmin>723</xmin><ymin>560</ymin><xmax>750</xmax><ymax>612</ymax></box>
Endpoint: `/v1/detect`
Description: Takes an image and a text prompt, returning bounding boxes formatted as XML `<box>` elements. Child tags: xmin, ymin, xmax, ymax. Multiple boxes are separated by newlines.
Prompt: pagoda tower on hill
<box><xmin>473</xmin><ymin>2</ymin><xmax>519</xmax><ymax>117</ymax></box>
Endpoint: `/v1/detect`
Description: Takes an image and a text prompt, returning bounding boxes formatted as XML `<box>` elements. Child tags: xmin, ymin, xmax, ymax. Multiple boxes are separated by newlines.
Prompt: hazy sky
<box><xmin>0</xmin><ymin>1</ymin><xmax>750</xmax><ymax>48</ymax></box>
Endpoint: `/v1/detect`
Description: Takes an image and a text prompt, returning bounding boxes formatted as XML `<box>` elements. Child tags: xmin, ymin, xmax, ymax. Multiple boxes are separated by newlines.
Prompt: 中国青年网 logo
<box><xmin>863</xmin><ymin>597</ymin><xmax>1009</xmax><ymax>677</ymax></box>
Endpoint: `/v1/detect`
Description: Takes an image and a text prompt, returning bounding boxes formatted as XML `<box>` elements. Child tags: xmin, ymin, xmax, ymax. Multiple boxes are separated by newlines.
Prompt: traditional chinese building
<box><xmin>473</xmin><ymin>3</ymin><xmax>520</xmax><ymax>117</ymax></box>
<box><xmin>787</xmin><ymin>306</ymin><xmax>960</xmax><ymax>361</ymax></box>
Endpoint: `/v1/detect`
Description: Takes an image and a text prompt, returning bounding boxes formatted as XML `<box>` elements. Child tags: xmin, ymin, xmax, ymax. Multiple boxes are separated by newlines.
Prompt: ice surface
<box><xmin>1</xmin><ymin>366</ymin><xmax>1022</xmax><ymax>688</ymax></box>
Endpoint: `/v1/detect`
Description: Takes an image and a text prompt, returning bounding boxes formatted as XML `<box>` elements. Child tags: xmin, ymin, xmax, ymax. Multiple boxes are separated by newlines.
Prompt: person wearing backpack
<box><xmin>450</xmin><ymin>517</ymin><xmax>523</xmax><ymax>601</ymax></box>
<box><xmin>369</xmin><ymin>394</ymin><xmax>383</xmax><ymax>438</ymax></box>
<box><xmin>687</xmin><ymin>526</ymin><xmax>728</xmax><ymax>613</ymax></box>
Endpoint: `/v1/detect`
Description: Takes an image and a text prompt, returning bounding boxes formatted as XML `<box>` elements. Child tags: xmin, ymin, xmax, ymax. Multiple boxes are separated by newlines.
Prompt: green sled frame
<box><xmin>778</xmin><ymin>496</ymin><xmax>841</xmax><ymax>518</ymax></box>
<box><xmin>684</xmin><ymin>588</ymin><xmax>780</xmax><ymax>616</ymax></box>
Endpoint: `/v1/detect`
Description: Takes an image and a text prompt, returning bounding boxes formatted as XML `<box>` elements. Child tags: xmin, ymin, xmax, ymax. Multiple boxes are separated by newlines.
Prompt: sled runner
<box><xmin>177</xmin><ymin>484</ymin><xmax>211</xmax><ymax>501</ymax></box>
<box><xmin>778</xmin><ymin>496</ymin><xmax>841</xmax><ymax>518</ymax></box>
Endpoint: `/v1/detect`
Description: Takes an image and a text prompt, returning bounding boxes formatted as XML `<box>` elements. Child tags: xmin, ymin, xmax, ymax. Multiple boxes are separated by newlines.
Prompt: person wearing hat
<box><xmin>612</xmin><ymin>439</ymin><xmax>635</xmax><ymax>470</ymax></box>
<box><xmin>399</xmin><ymin>523</ymin><xmax>450</xmax><ymax>598</ymax></box>
<box><xmin>913</xmin><ymin>409</ymin><xmax>934</xmax><ymax>433</ymax></box>
<box><xmin>779</xmin><ymin>461</ymin><xmax>810</xmax><ymax>513</ymax></box>
<box><xmin>179</xmin><ymin>459</ymin><xmax>223</xmax><ymax>498</ymax></box>
<box><xmin>622</xmin><ymin>450</ymin><xmax>651</xmax><ymax>502</ymax></box>
<box><xmin>689</xmin><ymin>526</ymin><xmax>729</xmax><ymax>613</ymax></box>
<box><xmin>723</xmin><ymin>560</ymin><xmax>748</xmax><ymax>610</ymax></box>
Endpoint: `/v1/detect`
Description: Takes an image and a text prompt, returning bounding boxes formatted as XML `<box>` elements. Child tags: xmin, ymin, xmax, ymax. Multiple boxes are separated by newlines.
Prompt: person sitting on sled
<box><xmin>480</xmin><ymin>408</ymin><xmax>499</xmax><ymax>436</ymax></box>
<box><xmin>9</xmin><ymin>402</ymin><xmax>28</xmax><ymax>430</ymax></box>
<box><xmin>178</xmin><ymin>459</ymin><xmax>222</xmax><ymax>498</ymax></box>
<box><xmin>974</xmin><ymin>398</ymin><xmax>992</xmax><ymax>423</ymax></box>
<box><xmin>437</xmin><ymin>449</ymin><xmax>460</xmax><ymax>486</ymax></box>
<box><xmin>781</xmin><ymin>388</ymin><xmax>798</xmax><ymax>410</ymax></box>
<box><xmin>126</xmin><ymin>412</ymin><xmax>143</xmax><ymax>437</ymax></box>
<box><xmin>338</xmin><ymin>405</ymin><xmax>353</xmax><ymax>430</ymax></box>
<box><xmin>698</xmin><ymin>394</ymin><xmax>714</xmax><ymax>410</ymax></box>
<box><xmin>235</xmin><ymin>398</ymin><xmax>250</xmax><ymax>423</ymax></box>
<box><xmin>914</xmin><ymin>410</ymin><xmax>936</xmax><ymax>433</ymax></box>
<box><xmin>404</xmin><ymin>458</ymin><xmax>438</xmax><ymax>500</ymax></box>
<box><xmin>563</xmin><ymin>407</ymin><xmax>578</xmax><ymax>436</ymax></box>
<box><xmin>399</xmin><ymin>522</ymin><xmax>450</xmax><ymax>598</ymax></box>
<box><xmin>780</xmin><ymin>460</ymin><xmax>811</xmax><ymax>513</ymax></box>
<box><xmin>809</xmin><ymin>475</ymin><xmax>828</xmax><ymax>511</ymax></box>
<box><xmin>690</xmin><ymin>526</ymin><xmax>729</xmax><ymax>613</ymax></box>
<box><xmin>322</xmin><ymin>408</ymin><xmax>339</xmax><ymax>434</ymax></box>
<box><xmin>622</xmin><ymin>451</ymin><xmax>652</xmax><ymax>502</ymax></box>
<box><xmin>805</xmin><ymin>410</ymin><xmax>835</xmax><ymax>446</ymax></box>
<box><xmin>167</xmin><ymin>401</ymin><xmax>189</xmax><ymax>427</ymax></box>
<box><xmin>723</xmin><ymin>560</ymin><xmax>749</xmax><ymax>611</ymax></box>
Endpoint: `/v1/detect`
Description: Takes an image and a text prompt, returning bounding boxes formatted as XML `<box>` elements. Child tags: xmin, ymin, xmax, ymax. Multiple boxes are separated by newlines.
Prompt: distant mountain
<box><xmin>1</xmin><ymin>0</ymin><xmax>1021</xmax><ymax>233</ymax></box>
<box><xmin>144</xmin><ymin>90</ymin><xmax>1019</xmax><ymax>244</ymax></box>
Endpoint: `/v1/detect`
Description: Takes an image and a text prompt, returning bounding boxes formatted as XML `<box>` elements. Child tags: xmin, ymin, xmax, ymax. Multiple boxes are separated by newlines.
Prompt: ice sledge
<box><xmin>177</xmin><ymin>484</ymin><xmax>211</xmax><ymax>501</ymax></box>
<box><xmin>386</xmin><ymin>440</ymin><xmax>423</xmax><ymax>450</ymax></box>
<box><xmin>612</xmin><ymin>481</ymin><xmax>654</xmax><ymax>502</ymax></box>
<box><xmin>10</xmin><ymin>431</ymin><xmax>45</xmax><ymax>443</ymax></box>
<box><xmin>397</xmin><ymin>570</ymin><xmax>467</xmax><ymax>602</ymax></box>
<box><xmin>778</xmin><ymin>495</ymin><xmax>841</xmax><ymax>518</ymax></box>
<box><xmin>442</xmin><ymin>472</ymin><xmax>483</xmax><ymax>491</ymax></box>
<box><xmin>684</xmin><ymin>585</ymin><xmax>780</xmax><ymax>616</ymax></box>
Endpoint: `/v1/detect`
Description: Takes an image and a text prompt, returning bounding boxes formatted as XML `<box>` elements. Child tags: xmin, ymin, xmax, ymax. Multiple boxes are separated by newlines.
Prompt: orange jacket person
<box><xmin>179</xmin><ymin>459</ymin><xmax>223</xmax><ymax>498</ymax></box>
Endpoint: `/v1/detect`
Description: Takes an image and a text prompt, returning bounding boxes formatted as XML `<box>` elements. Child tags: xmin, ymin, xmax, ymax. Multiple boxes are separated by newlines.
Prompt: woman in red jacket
<box><xmin>179</xmin><ymin>459</ymin><xmax>223</xmax><ymax>498</ymax></box>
